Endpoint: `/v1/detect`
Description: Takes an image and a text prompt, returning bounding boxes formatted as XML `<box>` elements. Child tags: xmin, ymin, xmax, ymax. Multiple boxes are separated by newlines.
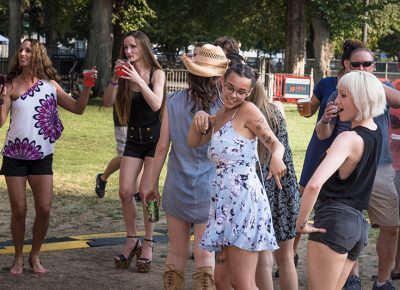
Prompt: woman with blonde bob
<box><xmin>296</xmin><ymin>70</ymin><xmax>386</xmax><ymax>290</ymax></box>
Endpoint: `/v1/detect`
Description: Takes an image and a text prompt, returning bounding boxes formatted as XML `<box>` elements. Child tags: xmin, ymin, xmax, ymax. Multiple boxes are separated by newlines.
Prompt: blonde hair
<box><xmin>338</xmin><ymin>71</ymin><xmax>386</xmax><ymax>121</ymax></box>
<box><xmin>115</xmin><ymin>31</ymin><xmax>166</xmax><ymax>125</ymax></box>
<box><xmin>8</xmin><ymin>39</ymin><xmax>60</xmax><ymax>83</ymax></box>
<box><xmin>247</xmin><ymin>79</ymin><xmax>280</xmax><ymax>164</ymax></box>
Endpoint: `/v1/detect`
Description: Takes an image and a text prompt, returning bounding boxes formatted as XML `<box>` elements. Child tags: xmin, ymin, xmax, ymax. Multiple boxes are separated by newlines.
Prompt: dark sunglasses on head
<box><xmin>350</xmin><ymin>61</ymin><xmax>374</xmax><ymax>68</ymax></box>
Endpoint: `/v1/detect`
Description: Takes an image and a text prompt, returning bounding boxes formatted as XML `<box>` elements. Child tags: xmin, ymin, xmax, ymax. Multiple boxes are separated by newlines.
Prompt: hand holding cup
<box><xmin>320</xmin><ymin>101</ymin><xmax>338</xmax><ymax>124</ymax></box>
<box><xmin>83</xmin><ymin>66</ymin><xmax>97</xmax><ymax>88</ymax></box>
<box><xmin>115</xmin><ymin>59</ymin><xmax>130</xmax><ymax>77</ymax></box>
<box><xmin>297</xmin><ymin>98</ymin><xmax>312</xmax><ymax>117</ymax></box>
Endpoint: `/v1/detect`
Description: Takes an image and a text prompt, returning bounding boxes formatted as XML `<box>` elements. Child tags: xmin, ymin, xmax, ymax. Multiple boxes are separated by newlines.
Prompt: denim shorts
<box><xmin>123</xmin><ymin>141</ymin><xmax>157</xmax><ymax>160</ymax></box>
<box><xmin>309</xmin><ymin>201</ymin><xmax>368</xmax><ymax>261</ymax></box>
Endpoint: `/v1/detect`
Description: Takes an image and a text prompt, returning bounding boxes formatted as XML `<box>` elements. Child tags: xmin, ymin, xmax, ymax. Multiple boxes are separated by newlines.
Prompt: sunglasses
<box><xmin>350</xmin><ymin>61</ymin><xmax>374</xmax><ymax>68</ymax></box>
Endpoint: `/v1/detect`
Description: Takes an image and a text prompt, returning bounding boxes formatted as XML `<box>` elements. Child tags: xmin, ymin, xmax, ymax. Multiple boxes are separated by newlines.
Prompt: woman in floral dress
<box><xmin>188</xmin><ymin>63</ymin><xmax>286</xmax><ymax>290</ymax></box>
<box><xmin>0</xmin><ymin>39</ymin><xmax>93</xmax><ymax>275</ymax></box>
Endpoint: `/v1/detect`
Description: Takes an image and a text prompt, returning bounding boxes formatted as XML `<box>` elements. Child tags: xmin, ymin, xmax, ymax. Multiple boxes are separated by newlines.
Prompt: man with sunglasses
<box><xmin>316</xmin><ymin>47</ymin><xmax>400</xmax><ymax>290</ymax></box>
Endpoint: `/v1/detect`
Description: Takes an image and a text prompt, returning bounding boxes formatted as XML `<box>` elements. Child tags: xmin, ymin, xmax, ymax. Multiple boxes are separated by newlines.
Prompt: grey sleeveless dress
<box><xmin>162</xmin><ymin>90</ymin><xmax>222</xmax><ymax>223</ymax></box>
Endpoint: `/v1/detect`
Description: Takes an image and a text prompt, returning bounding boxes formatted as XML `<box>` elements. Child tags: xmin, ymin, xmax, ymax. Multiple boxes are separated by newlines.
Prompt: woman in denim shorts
<box><xmin>108</xmin><ymin>31</ymin><xmax>165</xmax><ymax>273</ymax></box>
<box><xmin>296</xmin><ymin>71</ymin><xmax>386</xmax><ymax>290</ymax></box>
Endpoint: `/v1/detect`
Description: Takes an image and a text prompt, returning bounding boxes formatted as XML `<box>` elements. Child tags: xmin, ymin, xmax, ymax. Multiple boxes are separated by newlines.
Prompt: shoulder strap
<box><xmin>230</xmin><ymin>107</ymin><xmax>241</xmax><ymax>121</ymax></box>
<box><xmin>149</xmin><ymin>67</ymin><xmax>156</xmax><ymax>84</ymax></box>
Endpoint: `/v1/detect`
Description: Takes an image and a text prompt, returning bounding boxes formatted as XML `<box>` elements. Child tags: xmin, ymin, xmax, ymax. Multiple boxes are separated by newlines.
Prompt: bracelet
<box><xmin>321</xmin><ymin>119</ymin><xmax>330</xmax><ymax>124</ymax></box>
<box><xmin>110</xmin><ymin>80</ymin><xmax>118</xmax><ymax>86</ymax></box>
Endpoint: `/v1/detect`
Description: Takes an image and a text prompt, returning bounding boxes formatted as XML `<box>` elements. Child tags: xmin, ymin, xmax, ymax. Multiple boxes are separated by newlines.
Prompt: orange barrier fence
<box><xmin>273</xmin><ymin>74</ymin><xmax>312</xmax><ymax>103</ymax></box>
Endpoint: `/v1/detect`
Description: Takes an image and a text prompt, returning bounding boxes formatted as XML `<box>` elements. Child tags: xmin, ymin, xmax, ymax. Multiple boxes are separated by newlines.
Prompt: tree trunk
<box><xmin>84</xmin><ymin>0</ymin><xmax>113</xmax><ymax>96</ymax></box>
<box><xmin>112</xmin><ymin>0</ymin><xmax>126</xmax><ymax>64</ymax></box>
<box><xmin>43</xmin><ymin>1</ymin><xmax>59</xmax><ymax>49</ymax></box>
<box><xmin>8</xmin><ymin>0</ymin><xmax>22</xmax><ymax>69</ymax></box>
<box><xmin>284</xmin><ymin>0</ymin><xmax>306</xmax><ymax>75</ymax></box>
<box><xmin>312</xmin><ymin>15</ymin><xmax>333</xmax><ymax>83</ymax></box>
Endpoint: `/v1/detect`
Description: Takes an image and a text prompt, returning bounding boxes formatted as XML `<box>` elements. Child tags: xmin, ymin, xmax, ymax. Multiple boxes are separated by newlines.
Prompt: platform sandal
<box><xmin>28</xmin><ymin>253</ymin><xmax>47</xmax><ymax>274</ymax></box>
<box><xmin>9</xmin><ymin>256</ymin><xmax>24</xmax><ymax>276</ymax></box>
<box><xmin>136</xmin><ymin>238</ymin><xmax>155</xmax><ymax>273</ymax></box>
<box><xmin>114</xmin><ymin>236</ymin><xmax>141</xmax><ymax>269</ymax></box>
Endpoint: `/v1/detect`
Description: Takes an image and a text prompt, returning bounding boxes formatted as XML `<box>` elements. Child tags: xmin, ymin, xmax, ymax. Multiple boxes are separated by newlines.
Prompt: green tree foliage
<box><xmin>113</xmin><ymin>0</ymin><xmax>155</xmax><ymax>33</ymax></box>
<box><xmin>145</xmin><ymin>0</ymin><xmax>285</xmax><ymax>56</ymax></box>
<box><xmin>145</xmin><ymin>0</ymin><xmax>203</xmax><ymax>55</ymax></box>
<box><xmin>112</xmin><ymin>0</ymin><xmax>155</xmax><ymax>62</ymax></box>
<box><xmin>378</xmin><ymin>29</ymin><xmax>400</xmax><ymax>58</ymax></box>
<box><xmin>310</xmin><ymin>0</ymin><xmax>400</xmax><ymax>54</ymax></box>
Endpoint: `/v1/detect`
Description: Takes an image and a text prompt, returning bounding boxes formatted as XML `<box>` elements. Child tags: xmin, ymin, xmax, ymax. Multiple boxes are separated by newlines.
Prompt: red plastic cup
<box><xmin>83</xmin><ymin>69</ymin><xmax>96</xmax><ymax>88</ymax></box>
<box><xmin>115</xmin><ymin>59</ymin><xmax>129</xmax><ymax>77</ymax></box>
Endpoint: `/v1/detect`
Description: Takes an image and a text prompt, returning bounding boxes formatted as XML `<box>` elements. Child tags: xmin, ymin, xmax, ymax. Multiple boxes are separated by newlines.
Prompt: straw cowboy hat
<box><xmin>181</xmin><ymin>44</ymin><xmax>229</xmax><ymax>77</ymax></box>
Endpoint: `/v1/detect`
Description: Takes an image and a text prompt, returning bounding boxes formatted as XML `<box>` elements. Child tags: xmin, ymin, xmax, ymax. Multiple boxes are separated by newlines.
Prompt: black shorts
<box><xmin>0</xmin><ymin>154</ymin><xmax>53</xmax><ymax>176</ymax></box>
<box><xmin>123</xmin><ymin>141</ymin><xmax>157</xmax><ymax>159</ymax></box>
<box><xmin>309</xmin><ymin>201</ymin><xmax>368</xmax><ymax>261</ymax></box>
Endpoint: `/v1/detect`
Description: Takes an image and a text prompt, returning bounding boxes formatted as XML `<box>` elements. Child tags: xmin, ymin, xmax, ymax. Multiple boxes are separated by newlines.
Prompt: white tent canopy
<box><xmin>0</xmin><ymin>34</ymin><xmax>9</xmax><ymax>44</ymax></box>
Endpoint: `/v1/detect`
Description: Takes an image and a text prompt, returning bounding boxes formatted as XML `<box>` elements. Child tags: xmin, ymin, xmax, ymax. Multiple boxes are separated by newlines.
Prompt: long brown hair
<box><xmin>187</xmin><ymin>73</ymin><xmax>218</xmax><ymax>114</ymax></box>
<box><xmin>247</xmin><ymin>79</ymin><xmax>280</xmax><ymax>164</ymax></box>
<box><xmin>7</xmin><ymin>39</ymin><xmax>60</xmax><ymax>83</ymax></box>
<box><xmin>115</xmin><ymin>31</ymin><xmax>166</xmax><ymax>125</ymax></box>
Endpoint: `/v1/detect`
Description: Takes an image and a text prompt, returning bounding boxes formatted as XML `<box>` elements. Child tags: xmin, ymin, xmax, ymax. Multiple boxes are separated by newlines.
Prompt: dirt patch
<box><xmin>0</xmin><ymin>194</ymin><xmax>399</xmax><ymax>289</ymax></box>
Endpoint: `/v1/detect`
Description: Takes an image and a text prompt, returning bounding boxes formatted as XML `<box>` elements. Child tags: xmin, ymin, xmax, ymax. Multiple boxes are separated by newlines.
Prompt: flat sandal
<box><xmin>9</xmin><ymin>256</ymin><xmax>24</xmax><ymax>276</ymax></box>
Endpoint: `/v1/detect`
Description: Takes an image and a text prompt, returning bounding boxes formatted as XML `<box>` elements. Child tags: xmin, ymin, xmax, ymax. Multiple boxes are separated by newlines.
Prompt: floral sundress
<box><xmin>201</xmin><ymin>110</ymin><xmax>278</xmax><ymax>252</ymax></box>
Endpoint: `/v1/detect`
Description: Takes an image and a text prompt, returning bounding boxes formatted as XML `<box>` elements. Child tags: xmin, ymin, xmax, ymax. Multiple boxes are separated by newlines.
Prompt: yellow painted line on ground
<box><xmin>69</xmin><ymin>231</ymin><xmax>127</xmax><ymax>240</ymax></box>
<box><xmin>70</xmin><ymin>231</ymin><xmax>164</xmax><ymax>240</ymax></box>
<box><xmin>0</xmin><ymin>240</ymin><xmax>90</xmax><ymax>254</ymax></box>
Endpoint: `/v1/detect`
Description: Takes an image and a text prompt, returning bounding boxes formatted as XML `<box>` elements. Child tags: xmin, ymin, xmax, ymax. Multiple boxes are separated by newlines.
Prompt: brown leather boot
<box><xmin>163</xmin><ymin>264</ymin><xmax>185</xmax><ymax>290</ymax></box>
<box><xmin>192</xmin><ymin>266</ymin><xmax>216</xmax><ymax>290</ymax></box>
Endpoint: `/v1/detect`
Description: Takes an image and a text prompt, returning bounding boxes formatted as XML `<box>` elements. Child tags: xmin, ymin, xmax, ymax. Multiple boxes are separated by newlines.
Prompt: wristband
<box><xmin>321</xmin><ymin>119</ymin><xmax>330</xmax><ymax>124</ymax></box>
<box><xmin>110</xmin><ymin>80</ymin><xmax>118</xmax><ymax>86</ymax></box>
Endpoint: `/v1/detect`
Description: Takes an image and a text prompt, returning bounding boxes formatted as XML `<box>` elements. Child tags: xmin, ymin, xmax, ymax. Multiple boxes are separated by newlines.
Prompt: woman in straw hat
<box><xmin>142</xmin><ymin>44</ymin><xmax>228</xmax><ymax>289</ymax></box>
<box><xmin>104</xmin><ymin>30</ymin><xmax>166</xmax><ymax>273</ymax></box>
<box><xmin>188</xmin><ymin>63</ymin><xmax>286</xmax><ymax>290</ymax></box>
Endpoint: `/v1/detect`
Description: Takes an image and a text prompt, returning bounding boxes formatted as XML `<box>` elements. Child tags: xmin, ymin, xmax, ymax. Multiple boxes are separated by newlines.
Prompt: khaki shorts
<box><xmin>114</xmin><ymin>126</ymin><xmax>127</xmax><ymax>157</ymax></box>
<box><xmin>368</xmin><ymin>164</ymin><xmax>400</xmax><ymax>227</ymax></box>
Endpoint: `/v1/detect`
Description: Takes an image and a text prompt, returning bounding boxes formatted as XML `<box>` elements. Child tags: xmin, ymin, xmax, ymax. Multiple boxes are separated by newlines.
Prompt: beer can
<box><xmin>147</xmin><ymin>200</ymin><xmax>159</xmax><ymax>222</ymax></box>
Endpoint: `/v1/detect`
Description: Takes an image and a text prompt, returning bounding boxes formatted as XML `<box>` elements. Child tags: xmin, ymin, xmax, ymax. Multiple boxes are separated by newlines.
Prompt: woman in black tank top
<box><xmin>103</xmin><ymin>31</ymin><xmax>165</xmax><ymax>273</ymax></box>
<box><xmin>295</xmin><ymin>71</ymin><xmax>386</xmax><ymax>290</ymax></box>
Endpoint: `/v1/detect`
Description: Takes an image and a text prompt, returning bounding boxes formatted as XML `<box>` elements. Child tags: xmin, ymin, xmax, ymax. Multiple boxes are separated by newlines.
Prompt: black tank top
<box><xmin>318</xmin><ymin>126</ymin><xmax>382</xmax><ymax>210</ymax></box>
<box><xmin>128</xmin><ymin>68</ymin><xmax>161</xmax><ymax>127</ymax></box>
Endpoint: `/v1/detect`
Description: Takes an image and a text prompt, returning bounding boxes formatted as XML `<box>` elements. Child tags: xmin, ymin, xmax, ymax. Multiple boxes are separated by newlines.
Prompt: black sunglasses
<box><xmin>350</xmin><ymin>61</ymin><xmax>374</xmax><ymax>68</ymax></box>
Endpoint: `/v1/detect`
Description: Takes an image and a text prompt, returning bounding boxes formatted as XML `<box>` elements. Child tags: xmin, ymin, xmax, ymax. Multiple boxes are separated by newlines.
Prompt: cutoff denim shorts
<box><xmin>309</xmin><ymin>200</ymin><xmax>368</xmax><ymax>261</ymax></box>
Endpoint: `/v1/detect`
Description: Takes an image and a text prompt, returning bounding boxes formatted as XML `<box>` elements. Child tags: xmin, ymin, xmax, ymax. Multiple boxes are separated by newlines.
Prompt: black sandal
<box><xmin>136</xmin><ymin>238</ymin><xmax>155</xmax><ymax>273</ymax></box>
<box><xmin>114</xmin><ymin>236</ymin><xmax>141</xmax><ymax>269</ymax></box>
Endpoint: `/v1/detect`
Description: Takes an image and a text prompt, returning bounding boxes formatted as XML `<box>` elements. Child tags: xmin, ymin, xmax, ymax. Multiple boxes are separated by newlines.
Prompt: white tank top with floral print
<box><xmin>2</xmin><ymin>80</ymin><xmax>64</xmax><ymax>160</ymax></box>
